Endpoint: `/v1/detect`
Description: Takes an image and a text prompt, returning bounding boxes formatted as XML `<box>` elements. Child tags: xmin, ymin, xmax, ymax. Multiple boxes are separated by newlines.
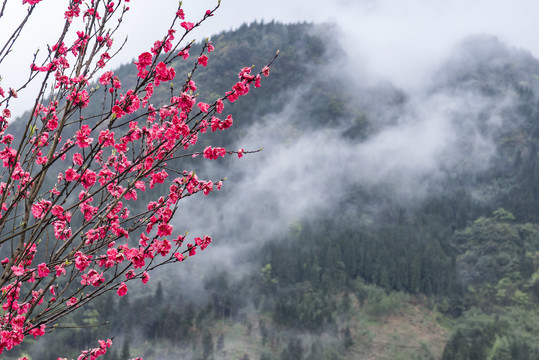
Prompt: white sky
<box><xmin>2</xmin><ymin>0</ymin><xmax>539</xmax><ymax>116</ymax></box>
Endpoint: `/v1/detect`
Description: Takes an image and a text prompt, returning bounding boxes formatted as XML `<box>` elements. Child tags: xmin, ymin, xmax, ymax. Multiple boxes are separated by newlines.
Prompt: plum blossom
<box><xmin>181</xmin><ymin>21</ymin><xmax>194</xmax><ymax>30</ymax></box>
<box><xmin>203</xmin><ymin>146</ymin><xmax>226</xmax><ymax>160</ymax></box>
<box><xmin>67</xmin><ymin>298</ymin><xmax>78</xmax><ymax>307</ymax></box>
<box><xmin>37</xmin><ymin>263</ymin><xmax>50</xmax><ymax>278</ymax></box>
<box><xmin>141</xmin><ymin>271</ymin><xmax>150</xmax><ymax>284</ymax></box>
<box><xmin>198</xmin><ymin>55</ymin><xmax>209</xmax><ymax>67</ymax></box>
<box><xmin>117</xmin><ymin>282</ymin><xmax>128</xmax><ymax>297</ymax></box>
<box><xmin>197</xmin><ymin>102</ymin><xmax>210</xmax><ymax>113</ymax></box>
<box><xmin>99</xmin><ymin>71</ymin><xmax>114</xmax><ymax>85</ymax></box>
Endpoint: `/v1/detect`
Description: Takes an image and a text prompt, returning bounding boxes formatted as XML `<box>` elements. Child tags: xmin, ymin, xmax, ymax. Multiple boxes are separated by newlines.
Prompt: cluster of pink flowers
<box><xmin>203</xmin><ymin>146</ymin><xmax>227</xmax><ymax>160</ymax></box>
<box><xmin>74</xmin><ymin>338</ymin><xmax>113</xmax><ymax>360</ymax></box>
<box><xmin>211</xmin><ymin>114</ymin><xmax>233</xmax><ymax>131</ymax></box>
<box><xmin>0</xmin><ymin>0</ymin><xmax>276</xmax><ymax>357</ymax></box>
<box><xmin>225</xmin><ymin>66</ymin><xmax>267</xmax><ymax>103</ymax></box>
<box><xmin>22</xmin><ymin>0</ymin><xmax>43</xmax><ymax>5</ymax></box>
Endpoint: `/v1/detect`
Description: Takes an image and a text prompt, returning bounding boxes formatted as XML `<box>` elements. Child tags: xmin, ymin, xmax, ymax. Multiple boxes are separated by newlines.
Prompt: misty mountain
<box><xmin>8</xmin><ymin>21</ymin><xmax>539</xmax><ymax>360</ymax></box>
<box><xmin>434</xmin><ymin>35</ymin><xmax>539</xmax><ymax>94</ymax></box>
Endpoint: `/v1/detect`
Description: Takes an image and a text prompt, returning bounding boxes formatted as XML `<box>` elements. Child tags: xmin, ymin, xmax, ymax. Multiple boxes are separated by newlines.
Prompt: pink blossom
<box><xmin>141</xmin><ymin>271</ymin><xmax>150</xmax><ymax>284</ymax></box>
<box><xmin>84</xmin><ymin>8</ymin><xmax>101</xmax><ymax>20</ymax></box>
<box><xmin>72</xmin><ymin>153</ymin><xmax>84</xmax><ymax>166</ymax></box>
<box><xmin>198</xmin><ymin>55</ymin><xmax>209</xmax><ymax>67</ymax></box>
<box><xmin>125</xmin><ymin>248</ymin><xmax>146</xmax><ymax>268</ymax></box>
<box><xmin>81</xmin><ymin>202</ymin><xmax>98</xmax><ymax>222</ymax></box>
<box><xmin>203</xmin><ymin>146</ymin><xmax>226</xmax><ymax>160</ymax></box>
<box><xmin>74</xmin><ymin>251</ymin><xmax>92</xmax><ymax>272</ymax></box>
<box><xmin>135</xmin><ymin>181</ymin><xmax>146</xmax><ymax>191</ymax></box>
<box><xmin>135</xmin><ymin>52</ymin><xmax>152</xmax><ymax>78</ymax></box>
<box><xmin>112</xmin><ymin>76</ymin><xmax>122</xmax><ymax>90</ymax></box>
<box><xmin>149</xmin><ymin>169</ymin><xmax>169</xmax><ymax>189</ymax></box>
<box><xmin>181</xmin><ymin>21</ymin><xmax>194</xmax><ymax>30</ymax></box>
<box><xmin>12</xmin><ymin>265</ymin><xmax>25</xmax><ymax>276</ymax></box>
<box><xmin>30</xmin><ymin>63</ymin><xmax>53</xmax><ymax>72</ymax></box>
<box><xmin>64</xmin><ymin>4</ymin><xmax>81</xmax><ymax>23</ymax></box>
<box><xmin>47</xmin><ymin>116</ymin><xmax>58</xmax><ymax>130</ymax></box>
<box><xmin>202</xmin><ymin>181</ymin><xmax>213</xmax><ymax>195</ymax></box>
<box><xmin>53</xmin><ymin>220</ymin><xmax>72</xmax><ymax>240</ymax></box>
<box><xmin>0</xmin><ymin>146</ymin><xmax>18</xmax><ymax>167</ymax></box>
<box><xmin>65</xmin><ymin>168</ymin><xmax>80</xmax><ymax>182</ymax></box>
<box><xmin>125</xmin><ymin>270</ymin><xmax>135</xmax><ymax>280</ymax></box>
<box><xmin>178</xmin><ymin>48</ymin><xmax>190</xmax><ymax>59</ymax></box>
<box><xmin>37</xmin><ymin>263</ymin><xmax>50</xmax><ymax>278</ymax></box>
<box><xmin>139</xmin><ymin>233</ymin><xmax>149</xmax><ymax>247</ymax></box>
<box><xmin>197</xmin><ymin>102</ymin><xmax>210</xmax><ymax>113</ymax></box>
<box><xmin>75</xmin><ymin>124</ymin><xmax>93</xmax><ymax>148</ymax></box>
<box><xmin>233</xmin><ymin>81</ymin><xmax>249</xmax><ymax>96</ymax></box>
<box><xmin>174</xmin><ymin>252</ymin><xmax>184</xmax><ymax>262</ymax></box>
<box><xmin>1</xmin><ymin>134</ymin><xmax>13</xmax><ymax>145</ymax></box>
<box><xmin>28</xmin><ymin>324</ymin><xmax>46</xmax><ymax>339</ymax></box>
<box><xmin>67</xmin><ymin>297</ymin><xmax>78</xmax><ymax>306</ymax></box>
<box><xmin>157</xmin><ymin>223</ymin><xmax>173</xmax><ymax>237</ymax></box>
<box><xmin>99</xmin><ymin>71</ymin><xmax>114</xmax><ymax>85</ymax></box>
<box><xmin>124</xmin><ymin>188</ymin><xmax>138</xmax><ymax>201</ymax></box>
<box><xmin>68</xmin><ymin>89</ymin><xmax>90</xmax><ymax>108</ymax></box>
<box><xmin>55</xmin><ymin>265</ymin><xmax>66</xmax><ymax>277</ymax></box>
<box><xmin>226</xmin><ymin>90</ymin><xmax>239</xmax><ymax>103</ymax></box>
<box><xmin>31</xmin><ymin>199</ymin><xmax>51</xmax><ymax>219</ymax></box>
<box><xmin>98</xmin><ymin>130</ymin><xmax>115</xmax><ymax>147</ymax></box>
<box><xmin>186</xmin><ymin>79</ymin><xmax>197</xmax><ymax>92</ymax></box>
<box><xmin>151</xmin><ymin>40</ymin><xmax>163</xmax><ymax>55</ymax></box>
<box><xmin>51</xmin><ymin>205</ymin><xmax>65</xmax><ymax>219</ymax></box>
<box><xmin>238</xmin><ymin>67</ymin><xmax>254</xmax><ymax>81</ymax></box>
<box><xmin>97</xmin><ymin>52</ymin><xmax>110</xmax><ymax>68</ymax></box>
<box><xmin>112</xmin><ymin>105</ymin><xmax>126</xmax><ymax>119</ymax></box>
<box><xmin>154</xmin><ymin>62</ymin><xmax>176</xmax><ymax>85</ymax></box>
<box><xmin>81</xmin><ymin>269</ymin><xmax>104</xmax><ymax>287</ymax></box>
<box><xmin>223</xmin><ymin>115</ymin><xmax>233</xmax><ymax>129</ymax></box>
<box><xmin>117</xmin><ymin>282</ymin><xmax>128</xmax><ymax>297</ymax></box>
<box><xmin>80</xmin><ymin>169</ymin><xmax>97</xmax><ymax>189</ymax></box>
<box><xmin>10</xmin><ymin>316</ymin><xmax>25</xmax><ymax>333</ymax></box>
<box><xmin>216</xmin><ymin>98</ymin><xmax>224</xmax><ymax>114</ymax></box>
<box><xmin>195</xmin><ymin>235</ymin><xmax>212</xmax><ymax>250</ymax></box>
<box><xmin>152</xmin><ymin>239</ymin><xmax>172</xmax><ymax>256</ymax></box>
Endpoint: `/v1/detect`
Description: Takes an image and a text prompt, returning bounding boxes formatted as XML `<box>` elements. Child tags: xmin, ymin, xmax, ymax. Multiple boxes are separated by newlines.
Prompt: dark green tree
<box><xmin>201</xmin><ymin>328</ymin><xmax>214</xmax><ymax>360</ymax></box>
<box><xmin>120</xmin><ymin>339</ymin><xmax>131</xmax><ymax>360</ymax></box>
<box><xmin>343</xmin><ymin>327</ymin><xmax>354</xmax><ymax>350</ymax></box>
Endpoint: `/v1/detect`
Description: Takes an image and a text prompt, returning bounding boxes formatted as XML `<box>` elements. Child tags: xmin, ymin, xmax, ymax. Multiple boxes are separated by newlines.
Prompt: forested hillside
<box><xmin>6</xmin><ymin>22</ymin><xmax>539</xmax><ymax>360</ymax></box>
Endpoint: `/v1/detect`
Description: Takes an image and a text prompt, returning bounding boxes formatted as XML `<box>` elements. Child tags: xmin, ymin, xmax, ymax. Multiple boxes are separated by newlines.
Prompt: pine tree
<box><xmin>343</xmin><ymin>326</ymin><xmax>354</xmax><ymax>350</ymax></box>
<box><xmin>202</xmin><ymin>328</ymin><xmax>214</xmax><ymax>360</ymax></box>
<box><xmin>121</xmin><ymin>339</ymin><xmax>131</xmax><ymax>360</ymax></box>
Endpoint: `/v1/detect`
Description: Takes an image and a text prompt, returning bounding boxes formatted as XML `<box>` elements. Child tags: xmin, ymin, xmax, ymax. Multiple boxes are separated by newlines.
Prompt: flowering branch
<box><xmin>0</xmin><ymin>0</ymin><xmax>276</xmax><ymax>357</ymax></box>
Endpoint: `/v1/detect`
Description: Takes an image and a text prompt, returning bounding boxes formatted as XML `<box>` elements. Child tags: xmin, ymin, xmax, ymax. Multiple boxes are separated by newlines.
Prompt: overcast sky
<box><xmin>1</xmin><ymin>0</ymin><xmax>539</xmax><ymax>116</ymax></box>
